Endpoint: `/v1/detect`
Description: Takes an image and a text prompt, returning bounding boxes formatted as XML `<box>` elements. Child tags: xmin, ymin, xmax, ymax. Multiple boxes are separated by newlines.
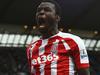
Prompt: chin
<box><xmin>39</xmin><ymin>29</ymin><xmax>47</xmax><ymax>34</ymax></box>
<box><xmin>38</xmin><ymin>27</ymin><xmax>48</xmax><ymax>34</ymax></box>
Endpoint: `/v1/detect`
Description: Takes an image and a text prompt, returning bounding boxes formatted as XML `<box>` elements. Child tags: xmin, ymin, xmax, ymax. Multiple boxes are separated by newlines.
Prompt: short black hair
<box><xmin>40</xmin><ymin>0</ymin><xmax>61</xmax><ymax>16</ymax></box>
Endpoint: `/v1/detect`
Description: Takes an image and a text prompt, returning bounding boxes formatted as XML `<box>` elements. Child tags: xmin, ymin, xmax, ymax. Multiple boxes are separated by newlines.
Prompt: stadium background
<box><xmin>0</xmin><ymin>0</ymin><xmax>100</xmax><ymax>75</ymax></box>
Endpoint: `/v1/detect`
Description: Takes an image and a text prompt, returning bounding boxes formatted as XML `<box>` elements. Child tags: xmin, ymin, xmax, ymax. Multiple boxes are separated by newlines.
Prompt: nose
<box><xmin>39</xmin><ymin>9</ymin><xmax>45</xmax><ymax>15</ymax></box>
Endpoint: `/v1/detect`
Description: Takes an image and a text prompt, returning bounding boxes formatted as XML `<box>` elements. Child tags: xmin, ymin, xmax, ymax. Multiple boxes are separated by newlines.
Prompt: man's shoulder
<box><xmin>58</xmin><ymin>32</ymin><xmax>86</xmax><ymax>50</ymax></box>
<box><xmin>58</xmin><ymin>31</ymin><xmax>81</xmax><ymax>40</ymax></box>
<box><xmin>57</xmin><ymin>31</ymin><xmax>84</xmax><ymax>44</ymax></box>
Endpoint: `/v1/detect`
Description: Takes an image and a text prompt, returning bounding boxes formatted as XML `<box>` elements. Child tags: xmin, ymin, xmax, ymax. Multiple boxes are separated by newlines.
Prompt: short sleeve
<box><xmin>70</xmin><ymin>36</ymin><xmax>90</xmax><ymax>70</ymax></box>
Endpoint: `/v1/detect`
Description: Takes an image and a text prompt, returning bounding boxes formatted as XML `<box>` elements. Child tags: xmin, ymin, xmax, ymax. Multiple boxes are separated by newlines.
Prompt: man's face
<box><xmin>36</xmin><ymin>2</ymin><xmax>58</xmax><ymax>31</ymax></box>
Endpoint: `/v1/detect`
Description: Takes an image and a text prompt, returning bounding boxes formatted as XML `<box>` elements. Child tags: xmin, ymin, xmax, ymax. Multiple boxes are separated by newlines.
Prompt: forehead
<box><xmin>38</xmin><ymin>2</ymin><xmax>55</xmax><ymax>9</ymax></box>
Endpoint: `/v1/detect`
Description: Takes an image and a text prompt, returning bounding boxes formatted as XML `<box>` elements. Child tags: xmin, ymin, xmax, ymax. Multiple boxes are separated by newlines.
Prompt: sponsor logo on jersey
<box><xmin>31</xmin><ymin>53</ymin><xmax>59</xmax><ymax>65</ymax></box>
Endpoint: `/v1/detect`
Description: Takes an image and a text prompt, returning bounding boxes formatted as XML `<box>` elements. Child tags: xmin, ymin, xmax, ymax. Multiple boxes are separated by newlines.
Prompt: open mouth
<box><xmin>37</xmin><ymin>17</ymin><xmax>46</xmax><ymax>25</ymax></box>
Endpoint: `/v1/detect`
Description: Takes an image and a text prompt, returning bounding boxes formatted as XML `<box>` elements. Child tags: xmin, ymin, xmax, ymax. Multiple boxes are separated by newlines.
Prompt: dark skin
<box><xmin>36</xmin><ymin>2</ymin><xmax>90</xmax><ymax>75</ymax></box>
<box><xmin>36</xmin><ymin>2</ymin><xmax>59</xmax><ymax>39</ymax></box>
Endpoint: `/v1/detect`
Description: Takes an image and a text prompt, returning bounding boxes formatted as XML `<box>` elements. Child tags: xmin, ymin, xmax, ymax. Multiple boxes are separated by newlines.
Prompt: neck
<box><xmin>42</xmin><ymin>27</ymin><xmax>59</xmax><ymax>39</ymax></box>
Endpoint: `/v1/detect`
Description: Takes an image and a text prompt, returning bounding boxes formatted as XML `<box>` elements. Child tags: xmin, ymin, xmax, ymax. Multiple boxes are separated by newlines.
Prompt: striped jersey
<box><xmin>26</xmin><ymin>31</ymin><xmax>90</xmax><ymax>75</ymax></box>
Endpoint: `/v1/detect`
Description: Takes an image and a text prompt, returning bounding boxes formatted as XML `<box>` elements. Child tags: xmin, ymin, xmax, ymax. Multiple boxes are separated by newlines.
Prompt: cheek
<box><xmin>46</xmin><ymin>13</ymin><xmax>56</xmax><ymax>20</ymax></box>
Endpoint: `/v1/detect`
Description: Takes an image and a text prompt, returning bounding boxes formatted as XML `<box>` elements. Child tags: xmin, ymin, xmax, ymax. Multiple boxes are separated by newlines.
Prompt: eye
<box><xmin>44</xmin><ymin>7</ymin><xmax>52</xmax><ymax>12</ymax></box>
<box><xmin>38</xmin><ymin>7</ymin><xmax>51</xmax><ymax>11</ymax></box>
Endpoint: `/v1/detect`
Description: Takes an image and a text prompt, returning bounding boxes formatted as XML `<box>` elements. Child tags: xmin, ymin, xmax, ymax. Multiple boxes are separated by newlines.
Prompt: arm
<box><xmin>26</xmin><ymin>44</ymin><xmax>37</xmax><ymax>75</ymax></box>
<box><xmin>77</xmin><ymin>68</ymin><xmax>90</xmax><ymax>75</ymax></box>
<box><xmin>68</xmin><ymin>36</ymin><xmax>90</xmax><ymax>75</ymax></box>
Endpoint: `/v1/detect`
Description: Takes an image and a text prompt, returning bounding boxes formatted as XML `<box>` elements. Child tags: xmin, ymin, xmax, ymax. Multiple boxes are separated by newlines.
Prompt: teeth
<box><xmin>39</xmin><ymin>25</ymin><xmax>45</xmax><ymax>28</ymax></box>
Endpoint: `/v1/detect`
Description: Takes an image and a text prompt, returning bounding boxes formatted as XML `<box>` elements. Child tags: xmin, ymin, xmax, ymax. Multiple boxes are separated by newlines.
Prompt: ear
<box><xmin>56</xmin><ymin>15</ymin><xmax>60</xmax><ymax>22</ymax></box>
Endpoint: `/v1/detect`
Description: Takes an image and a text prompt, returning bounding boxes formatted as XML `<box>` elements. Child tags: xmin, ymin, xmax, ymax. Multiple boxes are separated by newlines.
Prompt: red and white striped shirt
<box><xmin>26</xmin><ymin>31</ymin><xmax>89</xmax><ymax>75</ymax></box>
